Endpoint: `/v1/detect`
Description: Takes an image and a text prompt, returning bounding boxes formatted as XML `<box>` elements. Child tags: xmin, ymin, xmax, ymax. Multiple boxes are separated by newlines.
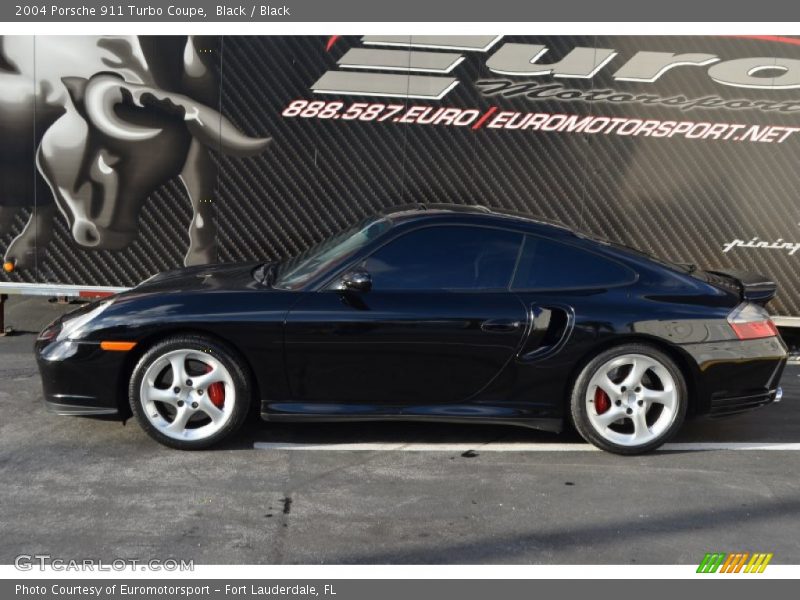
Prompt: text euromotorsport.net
<box><xmin>482</xmin><ymin>112</ymin><xmax>799</xmax><ymax>143</ymax></box>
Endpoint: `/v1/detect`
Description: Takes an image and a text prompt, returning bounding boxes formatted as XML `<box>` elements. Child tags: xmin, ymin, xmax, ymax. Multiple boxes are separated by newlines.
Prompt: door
<box><xmin>284</xmin><ymin>224</ymin><xmax>528</xmax><ymax>406</ymax></box>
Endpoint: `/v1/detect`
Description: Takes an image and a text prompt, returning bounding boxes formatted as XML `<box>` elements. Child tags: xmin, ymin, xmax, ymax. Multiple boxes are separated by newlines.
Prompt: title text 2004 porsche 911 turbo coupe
<box><xmin>35</xmin><ymin>204</ymin><xmax>787</xmax><ymax>454</ymax></box>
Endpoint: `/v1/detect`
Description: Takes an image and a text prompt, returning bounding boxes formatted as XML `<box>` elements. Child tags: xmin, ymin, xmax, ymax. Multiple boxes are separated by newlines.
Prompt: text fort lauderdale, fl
<box><xmin>225</xmin><ymin>584</ymin><xmax>336</xmax><ymax>595</ymax></box>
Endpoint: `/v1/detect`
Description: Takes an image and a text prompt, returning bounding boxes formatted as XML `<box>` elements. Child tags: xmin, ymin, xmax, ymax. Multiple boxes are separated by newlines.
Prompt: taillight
<box><xmin>730</xmin><ymin>320</ymin><xmax>779</xmax><ymax>340</ymax></box>
<box><xmin>727</xmin><ymin>303</ymin><xmax>779</xmax><ymax>340</ymax></box>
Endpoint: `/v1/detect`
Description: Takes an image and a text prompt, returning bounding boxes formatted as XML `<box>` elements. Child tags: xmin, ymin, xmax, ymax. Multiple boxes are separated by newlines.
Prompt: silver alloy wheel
<box><xmin>139</xmin><ymin>348</ymin><xmax>236</xmax><ymax>442</ymax></box>
<box><xmin>585</xmin><ymin>353</ymin><xmax>679</xmax><ymax>447</ymax></box>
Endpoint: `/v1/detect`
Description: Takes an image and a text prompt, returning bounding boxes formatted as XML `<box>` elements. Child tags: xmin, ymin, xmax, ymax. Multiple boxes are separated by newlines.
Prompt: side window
<box><xmin>363</xmin><ymin>226</ymin><xmax>522</xmax><ymax>291</ymax></box>
<box><xmin>512</xmin><ymin>235</ymin><xmax>636</xmax><ymax>290</ymax></box>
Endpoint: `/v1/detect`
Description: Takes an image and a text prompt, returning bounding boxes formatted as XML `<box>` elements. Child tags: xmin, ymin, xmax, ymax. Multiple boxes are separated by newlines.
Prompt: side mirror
<box><xmin>340</xmin><ymin>269</ymin><xmax>372</xmax><ymax>293</ymax></box>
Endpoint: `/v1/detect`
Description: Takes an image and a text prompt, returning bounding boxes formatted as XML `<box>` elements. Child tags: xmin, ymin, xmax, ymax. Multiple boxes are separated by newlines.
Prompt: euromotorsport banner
<box><xmin>1</xmin><ymin>0</ymin><xmax>800</xmax><ymax>593</ymax></box>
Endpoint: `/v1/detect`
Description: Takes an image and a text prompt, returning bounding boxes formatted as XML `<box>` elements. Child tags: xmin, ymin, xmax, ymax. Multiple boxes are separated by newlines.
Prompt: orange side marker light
<box><xmin>100</xmin><ymin>341</ymin><xmax>137</xmax><ymax>352</ymax></box>
<box><xmin>3</xmin><ymin>261</ymin><xmax>14</xmax><ymax>273</ymax></box>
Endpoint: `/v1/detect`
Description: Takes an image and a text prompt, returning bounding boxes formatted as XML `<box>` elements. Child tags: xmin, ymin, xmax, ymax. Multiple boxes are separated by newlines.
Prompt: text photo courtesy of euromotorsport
<box><xmin>25</xmin><ymin>5</ymin><xmax>292</xmax><ymax>18</ymax></box>
<box><xmin>16</xmin><ymin>584</ymin><xmax>325</xmax><ymax>597</ymax></box>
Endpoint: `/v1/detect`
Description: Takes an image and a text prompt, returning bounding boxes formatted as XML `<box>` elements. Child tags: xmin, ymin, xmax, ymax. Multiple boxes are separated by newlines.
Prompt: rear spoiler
<box><xmin>704</xmin><ymin>269</ymin><xmax>777</xmax><ymax>305</ymax></box>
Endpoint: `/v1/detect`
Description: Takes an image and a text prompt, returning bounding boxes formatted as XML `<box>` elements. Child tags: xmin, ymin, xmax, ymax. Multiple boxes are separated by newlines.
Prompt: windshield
<box><xmin>273</xmin><ymin>217</ymin><xmax>392</xmax><ymax>290</ymax></box>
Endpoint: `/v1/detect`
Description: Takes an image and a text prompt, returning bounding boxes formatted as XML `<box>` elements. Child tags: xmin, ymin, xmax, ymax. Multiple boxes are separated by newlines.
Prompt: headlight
<box><xmin>55</xmin><ymin>300</ymin><xmax>113</xmax><ymax>341</ymax></box>
<box><xmin>37</xmin><ymin>320</ymin><xmax>62</xmax><ymax>342</ymax></box>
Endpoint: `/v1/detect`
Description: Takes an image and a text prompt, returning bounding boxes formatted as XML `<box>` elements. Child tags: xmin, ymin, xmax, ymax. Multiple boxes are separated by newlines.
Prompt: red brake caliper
<box><xmin>204</xmin><ymin>364</ymin><xmax>225</xmax><ymax>409</ymax></box>
<box><xmin>594</xmin><ymin>387</ymin><xmax>610</xmax><ymax>414</ymax></box>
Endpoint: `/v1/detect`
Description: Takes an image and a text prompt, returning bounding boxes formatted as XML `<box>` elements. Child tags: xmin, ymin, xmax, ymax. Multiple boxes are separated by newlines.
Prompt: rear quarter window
<box><xmin>512</xmin><ymin>235</ymin><xmax>637</xmax><ymax>291</ymax></box>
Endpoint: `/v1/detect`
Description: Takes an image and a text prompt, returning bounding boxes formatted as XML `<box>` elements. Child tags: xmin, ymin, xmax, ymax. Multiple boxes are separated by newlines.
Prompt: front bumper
<box><xmin>36</xmin><ymin>338</ymin><xmax>128</xmax><ymax>416</ymax></box>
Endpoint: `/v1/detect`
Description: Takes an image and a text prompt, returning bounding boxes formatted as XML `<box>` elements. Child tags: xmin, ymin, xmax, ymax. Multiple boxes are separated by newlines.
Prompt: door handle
<box><xmin>481</xmin><ymin>319</ymin><xmax>522</xmax><ymax>333</ymax></box>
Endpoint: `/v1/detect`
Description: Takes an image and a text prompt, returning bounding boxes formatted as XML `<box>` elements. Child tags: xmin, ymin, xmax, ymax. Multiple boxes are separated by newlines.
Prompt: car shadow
<box><xmin>216</xmin><ymin>417</ymin><xmax>585</xmax><ymax>451</ymax></box>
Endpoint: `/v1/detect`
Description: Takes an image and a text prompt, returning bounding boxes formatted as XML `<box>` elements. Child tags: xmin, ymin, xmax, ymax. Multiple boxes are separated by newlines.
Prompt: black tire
<box><xmin>129</xmin><ymin>334</ymin><xmax>252</xmax><ymax>450</ymax></box>
<box><xmin>569</xmin><ymin>343</ymin><xmax>688</xmax><ymax>455</ymax></box>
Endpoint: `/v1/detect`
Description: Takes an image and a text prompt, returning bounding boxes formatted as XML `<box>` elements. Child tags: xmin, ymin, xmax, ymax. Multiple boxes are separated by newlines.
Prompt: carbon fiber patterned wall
<box><xmin>1</xmin><ymin>35</ymin><xmax>799</xmax><ymax>315</ymax></box>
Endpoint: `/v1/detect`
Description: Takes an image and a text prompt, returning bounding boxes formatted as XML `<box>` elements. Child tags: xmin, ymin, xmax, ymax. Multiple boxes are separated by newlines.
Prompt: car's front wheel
<box><xmin>570</xmin><ymin>344</ymin><xmax>687</xmax><ymax>455</ymax></box>
<box><xmin>129</xmin><ymin>335</ymin><xmax>252</xmax><ymax>449</ymax></box>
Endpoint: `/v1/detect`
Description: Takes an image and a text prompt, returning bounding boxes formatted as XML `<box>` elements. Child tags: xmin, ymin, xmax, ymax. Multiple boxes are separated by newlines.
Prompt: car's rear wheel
<box><xmin>570</xmin><ymin>344</ymin><xmax>687</xmax><ymax>455</ymax></box>
<box><xmin>129</xmin><ymin>335</ymin><xmax>251</xmax><ymax>449</ymax></box>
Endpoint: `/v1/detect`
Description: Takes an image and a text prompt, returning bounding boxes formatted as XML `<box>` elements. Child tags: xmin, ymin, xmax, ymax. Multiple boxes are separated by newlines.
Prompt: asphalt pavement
<box><xmin>1</xmin><ymin>295</ymin><xmax>799</xmax><ymax>564</ymax></box>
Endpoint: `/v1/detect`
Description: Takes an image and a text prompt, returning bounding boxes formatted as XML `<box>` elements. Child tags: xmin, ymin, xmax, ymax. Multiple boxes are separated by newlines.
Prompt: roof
<box><xmin>380</xmin><ymin>203</ymin><xmax>575</xmax><ymax>235</ymax></box>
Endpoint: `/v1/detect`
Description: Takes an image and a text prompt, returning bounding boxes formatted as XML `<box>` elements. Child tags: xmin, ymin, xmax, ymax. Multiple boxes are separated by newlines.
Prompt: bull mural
<box><xmin>0</xmin><ymin>35</ymin><xmax>270</xmax><ymax>271</ymax></box>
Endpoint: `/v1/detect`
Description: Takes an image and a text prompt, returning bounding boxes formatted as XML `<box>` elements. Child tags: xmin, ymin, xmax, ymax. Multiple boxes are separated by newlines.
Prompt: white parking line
<box><xmin>253</xmin><ymin>442</ymin><xmax>800</xmax><ymax>452</ymax></box>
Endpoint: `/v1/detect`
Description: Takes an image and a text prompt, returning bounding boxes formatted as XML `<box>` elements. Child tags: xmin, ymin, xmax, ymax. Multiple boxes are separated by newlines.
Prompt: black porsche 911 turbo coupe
<box><xmin>35</xmin><ymin>204</ymin><xmax>787</xmax><ymax>454</ymax></box>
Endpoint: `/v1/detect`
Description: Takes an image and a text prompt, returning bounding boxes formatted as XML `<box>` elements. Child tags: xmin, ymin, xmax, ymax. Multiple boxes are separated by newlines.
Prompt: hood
<box><xmin>133</xmin><ymin>262</ymin><xmax>267</xmax><ymax>293</ymax></box>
